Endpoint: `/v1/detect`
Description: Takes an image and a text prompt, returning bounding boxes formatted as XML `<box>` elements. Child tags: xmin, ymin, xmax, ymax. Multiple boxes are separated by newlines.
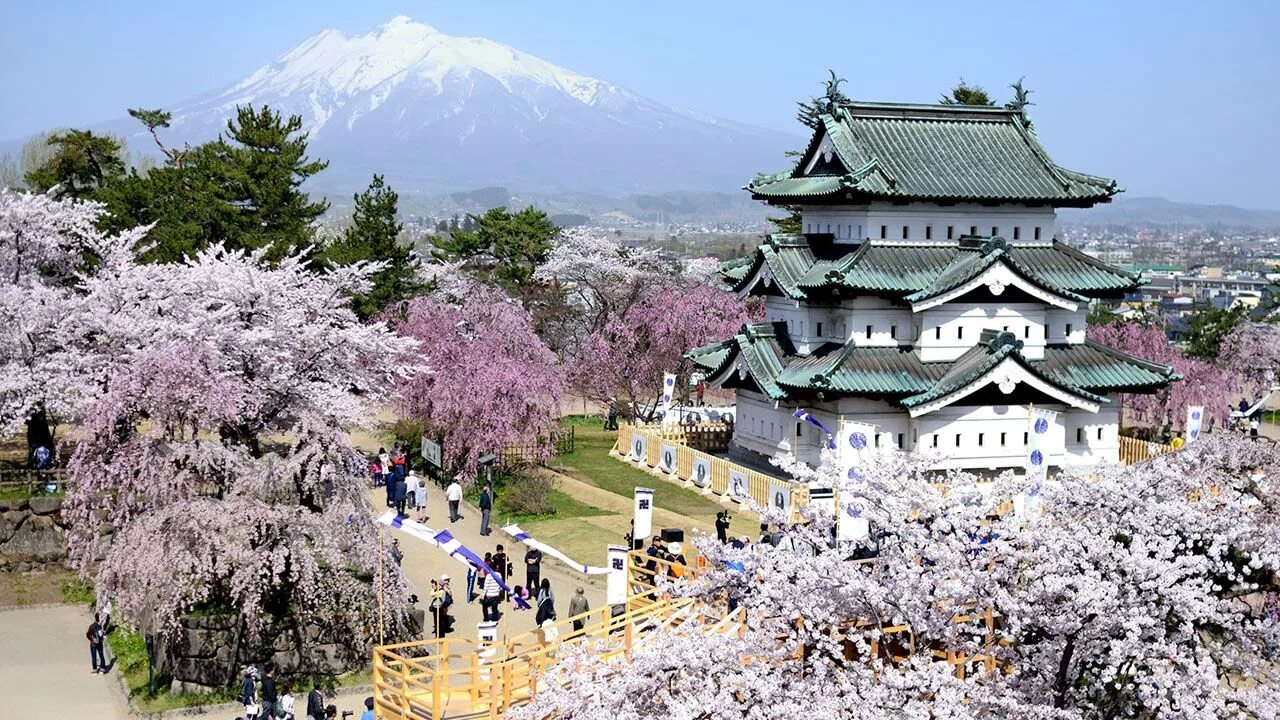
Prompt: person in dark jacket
<box><xmin>306</xmin><ymin>681</ymin><xmax>325</xmax><ymax>720</ymax></box>
<box><xmin>715</xmin><ymin>510</ymin><xmax>731</xmax><ymax>544</ymax></box>
<box><xmin>524</xmin><ymin>546</ymin><xmax>543</xmax><ymax>589</ymax></box>
<box><xmin>87</xmin><ymin>614</ymin><xmax>106</xmax><ymax>674</ymax></box>
<box><xmin>240</xmin><ymin>667</ymin><xmax>258</xmax><ymax>720</ymax></box>
<box><xmin>258</xmin><ymin>666</ymin><xmax>278</xmax><ymax>720</ymax></box>
<box><xmin>479</xmin><ymin>484</ymin><xmax>493</xmax><ymax>536</ymax></box>
<box><xmin>535</xmin><ymin>578</ymin><xmax>556</xmax><ymax>625</ymax></box>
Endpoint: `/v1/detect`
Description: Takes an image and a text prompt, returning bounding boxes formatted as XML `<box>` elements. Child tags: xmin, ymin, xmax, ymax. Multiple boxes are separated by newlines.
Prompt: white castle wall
<box><xmin>801</xmin><ymin>203</ymin><xmax>1057</xmax><ymax>244</ymax></box>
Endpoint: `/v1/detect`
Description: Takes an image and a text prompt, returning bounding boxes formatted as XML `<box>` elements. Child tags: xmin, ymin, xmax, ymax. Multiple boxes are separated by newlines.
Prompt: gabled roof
<box><xmin>687</xmin><ymin>325</ymin><xmax>1178</xmax><ymax>414</ymax></box>
<box><xmin>747</xmin><ymin>102</ymin><xmax>1119</xmax><ymax>207</ymax></box>
<box><xmin>724</xmin><ymin>235</ymin><xmax>1141</xmax><ymax>302</ymax></box>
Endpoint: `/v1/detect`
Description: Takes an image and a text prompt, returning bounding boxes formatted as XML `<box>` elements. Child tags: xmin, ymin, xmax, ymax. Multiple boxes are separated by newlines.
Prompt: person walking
<box><xmin>478</xmin><ymin>483</ymin><xmax>493</xmax><ymax>536</ymax></box>
<box><xmin>87</xmin><ymin>614</ymin><xmax>106</xmax><ymax>674</ymax></box>
<box><xmin>568</xmin><ymin>587</ymin><xmax>589</xmax><ymax>632</ymax></box>
<box><xmin>493</xmin><ymin>545</ymin><xmax>509</xmax><ymax>600</ymax></box>
<box><xmin>446</xmin><ymin>476</ymin><xmax>463</xmax><ymax>523</ymax></box>
<box><xmin>405</xmin><ymin>472</ymin><xmax>420</xmax><ymax>512</ymax></box>
<box><xmin>524</xmin><ymin>545</ymin><xmax>543</xmax><ymax>590</ymax></box>
<box><xmin>240</xmin><ymin>667</ymin><xmax>259</xmax><ymax>720</ymax></box>
<box><xmin>393</xmin><ymin>473</ymin><xmax>408</xmax><ymax>517</ymax></box>
<box><xmin>306</xmin><ymin>681</ymin><xmax>325</xmax><ymax>720</ymax></box>
<box><xmin>535</xmin><ymin>578</ymin><xmax>556</xmax><ymax>626</ymax></box>
<box><xmin>258</xmin><ymin>666</ymin><xmax>278</xmax><ymax>720</ymax></box>
<box><xmin>411</xmin><ymin>471</ymin><xmax>428</xmax><ymax>522</ymax></box>
<box><xmin>278</xmin><ymin>682</ymin><xmax>296</xmax><ymax>720</ymax></box>
<box><xmin>379</xmin><ymin>447</ymin><xmax>393</xmax><ymax>507</ymax></box>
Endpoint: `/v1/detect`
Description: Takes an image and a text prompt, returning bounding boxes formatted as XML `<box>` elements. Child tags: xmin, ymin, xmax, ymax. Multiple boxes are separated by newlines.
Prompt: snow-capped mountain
<box><xmin>119</xmin><ymin>16</ymin><xmax>799</xmax><ymax>194</ymax></box>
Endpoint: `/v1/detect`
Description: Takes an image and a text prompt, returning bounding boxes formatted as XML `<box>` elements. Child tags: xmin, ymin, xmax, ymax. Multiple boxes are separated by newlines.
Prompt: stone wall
<box><xmin>163</xmin><ymin>613</ymin><xmax>363</xmax><ymax>692</ymax></box>
<box><xmin>0</xmin><ymin>496</ymin><xmax>69</xmax><ymax>571</ymax></box>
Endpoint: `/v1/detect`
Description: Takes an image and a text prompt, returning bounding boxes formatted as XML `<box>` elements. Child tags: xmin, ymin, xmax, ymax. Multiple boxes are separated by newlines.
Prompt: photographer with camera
<box><xmin>715</xmin><ymin>510</ymin><xmax>731</xmax><ymax>544</ymax></box>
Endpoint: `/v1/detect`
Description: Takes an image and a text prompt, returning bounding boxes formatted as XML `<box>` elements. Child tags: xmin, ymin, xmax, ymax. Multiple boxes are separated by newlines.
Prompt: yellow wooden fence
<box><xmin>1117</xmin><ymin>435</ymin><xmax>1176</xmax><ymax>465</ymax></box>
<box><xmin>613</xmin><ymin>424</ymin><xmax>807</xmax><ymax>518</ymax></box>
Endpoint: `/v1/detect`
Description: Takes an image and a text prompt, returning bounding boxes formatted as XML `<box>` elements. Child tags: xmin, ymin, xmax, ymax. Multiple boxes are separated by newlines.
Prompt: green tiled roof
<box><xmin>747</xmin><ymin>102</ymin><xmax>1119</xmax><ymax>206</ymax></box>
<box><xmin>689</xmin><ymin>324</ymin><xmax>1176</xmax><ymax>410</ymax></box>
<box><xmin>725</xmin><ymin>235</ymin><xmax>1140</xmax><ymax>301</ymax></box>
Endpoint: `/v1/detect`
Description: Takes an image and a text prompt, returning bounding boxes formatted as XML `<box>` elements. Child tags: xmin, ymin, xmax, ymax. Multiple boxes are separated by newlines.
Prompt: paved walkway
<box><xmin>0</xmin><ymin>604</ymin><xmax>131</xmax><ymax>720</ymax></box>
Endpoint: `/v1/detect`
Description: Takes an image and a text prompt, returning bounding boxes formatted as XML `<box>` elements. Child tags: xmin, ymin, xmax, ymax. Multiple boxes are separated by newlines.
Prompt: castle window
<box><xmin>796</xmin><ymin>422</ymin><xmax>803</xmax><ymax>438</ymax></box>
<box><xmin>816</xmin><ymin>322</ymin><xmax>823</xmax><ymax>338</ymax></box>
<box><xmin>947</xmin><ymin>225</ymin><xmax>955</xmax><ymax>240</ymax></box>
<box><xmin>1000</xmin><ymin>432</ymin><xmax>1007</xmax><ymax>447</ymax></box>
<box><xmin>957</xmin><ymin>327</ymin><xmax>964</xmax><ymax>340</ymax></box>
<box><xmin>901</xmin><ymin>225</ymin><xmax>909</xmax><ymax>240</ymax></box>
<box><xmin>874</xmin><ymin>434</ymin><xmax>882</xmax><ymax>448</ymax></box>
<box><xmin>954</xmin><ymin>433</ymin><xmax>962</xmax><ymax>447</ymax></box>
<box><xmin>931</xmin><ymin>434</ymin><xmax>938</xmax><ymax>448</ymax></box>
<box><xmin>897</xmin><ymin>433</ymin><xmax>904</xmax><ymax>449</ymax></box>
<box><xmin>935</xmin><ymin>326</ymin><xmax>942</xmax><ymax>340</ymax></box>
<box><xmin>1024</xmin><ymin>326</ymin><xmax>1030</xmax><ymax>339</ymax></box>
<box><xmin>1013</xmin><ymin>226</ymin><xmax>1021</xmax><ymax>240</ymax></box>
<box><xmin>880</xmin><ymin>225</ymin><xmax>887</xmax><ymax>239</ymax></box>
<box><xmin>1034</xmin><ymin>226</ymin><xmax>1042</xmax><ymax>240</ymax></box>
<box><xmin>826</xmin><ymin>224</ymin><xmax>831</xmax><ymax>234</ymax></box>
<box><xmin>1066</xmin><ymin>323</ymin><xmax>1074</xmax><ymax>336</ymax></box>
<box><xmin>970</xmin><ymin>225</ymin><xmax>978</xmax><ymax>236</ymax></box>
<box><xmin>866</xmin><ymin>324</ymin><xmax>873</xmax><ymax>339</ymax></box>
<box><xmin>1097</xmin><ymin>427</ymin><xmax>1104</xmax><ymax>441</ymax></box>
<box><xmin>1023</xmin><ymin>431</ymin><xmax>1029</xmax><ymax>445</ymax></box>
<box><xmin>978</xmin><ymin>433</ymin><xmax>985</xmax><ymax>447</ymax></box>
<box><xmin>925</xmin><ymin>226</ymin><xmax>933</xmax><ymax>240</ymax></box>
<box><xmin>1076</xmin><ymin>428</ymin><xmax>1085</xmax><ymax>443</ymax></box>
<box><xmin>890</xmin><ymin>325</ymin><xmax>898</xmax><ymax>339</ymax></box>
<box><xmin>992</xmin><ymin>226</ymin><xmax>999</xmax><ymax>236</ymax></box>
<box><xmin>1044</xmin><ymin>326</ymin><xmax>1049</xmax><ymax>339</ymax></box>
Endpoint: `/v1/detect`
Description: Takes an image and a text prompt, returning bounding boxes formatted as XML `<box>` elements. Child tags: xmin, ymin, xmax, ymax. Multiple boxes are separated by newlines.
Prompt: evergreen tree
<box><xmin>940</xmin><ymin>78</ymin><xmax>996</xmax><ymax>106</ymax></box>
<box><xmin>24</xmin><ymin>130</ymin><xmax>127</xmax><ymax>199</ymax></box>
<box><xmin>432</xmin><ymin>206</ymin><xmax>558</xmax><ymax>292</ymax></box>
<box><xmin>1182</xmin><ymin>303</ymin><xmax>1248</xmax><ymax>361</ymax></box>
<box><xmin>767</xmin><ymin>208</ymin><xmax>803</xmax><ymax>234</ymax></box>
<box><xmin>796</xmin><ymin>71</ymin><xmax>851</xmax><ymax>130</ymax></box>
<box><xmin>322</xmin><ymin>174</ymin><xmax>419</xmax><ymax>319</ymax></box>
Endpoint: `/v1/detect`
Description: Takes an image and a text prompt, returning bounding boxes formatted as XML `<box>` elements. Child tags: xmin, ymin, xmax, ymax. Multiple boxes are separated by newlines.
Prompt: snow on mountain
<box><xmin>117</xmin><ymin>16</ymin><xmax>799</xmax><ymax>195</ymax></box>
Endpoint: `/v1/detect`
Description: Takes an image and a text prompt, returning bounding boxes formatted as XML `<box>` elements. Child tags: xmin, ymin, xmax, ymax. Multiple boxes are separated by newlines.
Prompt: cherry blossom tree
<box><xmin>1220</xmin><ymin>322</ymin><xmax>1280</xmax><ymax>400</ymax></box>
<box><xmin>0</xmin><ymin>189</ymin><xmax>148</xmax><ymax>460</ymax></box>
<box><xmin>391</xmin><ymin>281</ymin><xmax>566</xmax><ymax>476</ymax></box>
<box><xmin>1089</xmin><ymin>317</ymin><xmax>1237</xmax><ymax>432</ymax></box>
<box><xmin>514</xmin><ymin>434</ymin><xmax>1280</xmax><ymax>719</ymax></box>
<box><xmin>64</xmin><ymin>245</ymin><xmax>420</xmax><ymax>657</ymax></box>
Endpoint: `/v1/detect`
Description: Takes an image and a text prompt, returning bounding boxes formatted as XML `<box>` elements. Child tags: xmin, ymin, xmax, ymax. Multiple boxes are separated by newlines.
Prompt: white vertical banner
<box><xmin>840</xmin><ymin>420</ymin><xmax>877</xmax><ymax>483</ymax></box>
<box><xmin>633</xmin><ymin>487</ymin><xmax>654</xmax><ymax>541</ymax></box>
<box><xmin>661</xmin><ymin>372</ymin><xmax>677</xmax><ymax>419</ymax></box>
<box><xmin>606</xmin><ymin>544</ymin><xmax>629</xmax><ymax>605</ymax></box>
<box><xmin>1185</xmin><ymin>405</ymin><xmax>1205</xmax><ymax>443</ymax></box>
<box><xmin>1025</xmin><ymin>408</ymin><xmax>1057</xmax><ymax>515</ymax></box>
<box><xmin>477</xmin><ymin>621</ymin><xmax>499</xmax><ymax>644</ymax></box>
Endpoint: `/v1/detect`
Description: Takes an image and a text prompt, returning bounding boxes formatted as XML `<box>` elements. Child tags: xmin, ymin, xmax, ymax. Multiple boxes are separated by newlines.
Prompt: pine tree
<box><xmin>24</xmin><ymin>129</ymin><xmax>128</xmax><ymax>198</ymax></box>
<box><xmin>431</xmin><ymin>206</ymin><xmax>558</xmax><ymax>292</ymax></box>
<box><xmin>321</xmin><ymin>174</ymin><xmax>419</xmax><ymax>319</ymax></box>
<box><xmin>940</xmin><ymin>78</ymin><xmax>996</xmax><ymax>106</ymax></box>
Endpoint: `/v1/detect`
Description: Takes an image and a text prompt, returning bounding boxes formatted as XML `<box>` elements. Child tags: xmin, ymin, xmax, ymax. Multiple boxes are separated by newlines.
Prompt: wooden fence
<box><xmin>499</xmin><ymin>426</ymin><xmax>575</xmax><ymax>468</ymax></box>
<box><xmin>613</xmin><ymin>424</ymin><xmax>807</xmax><ymax>521</ymax></box>
<box><xmin>0</xmin><ymin>469</ymin><xmax>70</xmax><ymax>496</ymax></box>
<box><xmin>1117</xmin><ymin>435</ymin><xmax>1176</xmax><ymax>465</ymax></box>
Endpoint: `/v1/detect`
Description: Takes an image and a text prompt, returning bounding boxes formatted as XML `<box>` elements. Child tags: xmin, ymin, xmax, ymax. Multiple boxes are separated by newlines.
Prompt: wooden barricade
<box><xmin>1117</xmin><ymin>435</ymin><xmax>1175</xmax><ymax>465</ymax></box>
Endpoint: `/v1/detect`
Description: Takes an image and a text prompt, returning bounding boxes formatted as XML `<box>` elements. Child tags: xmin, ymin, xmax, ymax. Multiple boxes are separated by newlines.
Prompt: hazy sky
<box><xmin>2</xmin><ymin>0</ymin><xmax>1277</xmax><ymax>208</ymax></box>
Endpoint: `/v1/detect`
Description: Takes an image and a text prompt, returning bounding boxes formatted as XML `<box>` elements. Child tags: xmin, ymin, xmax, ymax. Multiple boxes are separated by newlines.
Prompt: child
<box><xmin>370</xmin><ymin>458</ymin><xmax>383</xmax><ymax>488</ymax></box>
<box><xmin>511</xmin><ymin>585</ymin><xmax>531</xmax><ymax>611</ymax></box>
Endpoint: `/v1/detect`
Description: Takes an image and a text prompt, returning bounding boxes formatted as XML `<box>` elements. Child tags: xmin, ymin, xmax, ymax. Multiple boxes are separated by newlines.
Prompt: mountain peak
<box><xmin>378</xmin><ymin>14</ymin><xmax>438</xmax><ymax>36</ymax></box>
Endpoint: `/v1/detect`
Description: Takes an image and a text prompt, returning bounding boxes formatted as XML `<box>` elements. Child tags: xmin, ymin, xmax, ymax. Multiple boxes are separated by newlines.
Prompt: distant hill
<box><xmin>1059</xmin><ymin>196</ymin><xmax>1280</xmax><ymax>231</ymax></box>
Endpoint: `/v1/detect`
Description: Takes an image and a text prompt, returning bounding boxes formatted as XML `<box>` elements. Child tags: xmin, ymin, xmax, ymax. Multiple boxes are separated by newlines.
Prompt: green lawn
<box><xmin>495</xmin><ymin>488</ymin><xmax>613</xmax><ymax>525</ymax></box>
<box><xmin>552</xmin><ymin>419</ymin><xmax>726</xmax><ymax>518</ymax></box>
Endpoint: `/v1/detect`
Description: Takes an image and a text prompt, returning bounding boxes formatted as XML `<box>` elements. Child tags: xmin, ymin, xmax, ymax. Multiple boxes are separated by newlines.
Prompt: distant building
<box><xmin>689</xmin><ymin>97</ymin><xmax>1177</xmax><ymax>473</ymax></box>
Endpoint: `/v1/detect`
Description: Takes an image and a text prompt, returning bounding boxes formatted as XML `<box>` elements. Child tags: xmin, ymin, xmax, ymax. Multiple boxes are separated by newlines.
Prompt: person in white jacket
<box><xmin>446</xmin><ymin>477</ymin><xmax>463</xmax><ymax>523</ymax></box>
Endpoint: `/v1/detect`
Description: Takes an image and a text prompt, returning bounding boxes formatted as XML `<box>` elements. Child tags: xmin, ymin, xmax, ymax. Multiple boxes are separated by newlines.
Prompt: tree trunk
<box><xmin>25</xmin><ymin>407</ymin><xmax>54</xmax><ymax>467</ymax></box>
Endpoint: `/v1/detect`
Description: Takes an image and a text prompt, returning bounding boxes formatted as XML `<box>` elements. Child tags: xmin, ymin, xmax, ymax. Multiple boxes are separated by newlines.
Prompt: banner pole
<box><xmin>377</xmin><ymin>527</ymin><xmax>385</xmax><ymax>645</ymax></box>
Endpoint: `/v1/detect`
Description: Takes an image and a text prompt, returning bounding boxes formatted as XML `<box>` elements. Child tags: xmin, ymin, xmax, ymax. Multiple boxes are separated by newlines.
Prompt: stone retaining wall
<box><xmin>0</xmin><ymin>497</ymin><xmax>70</xmax><ymax>571</ymax></box>
<box><xmin>164</xmin><ymin>614</ymin><xmax>362</xmax><ymax>692</ymax></box>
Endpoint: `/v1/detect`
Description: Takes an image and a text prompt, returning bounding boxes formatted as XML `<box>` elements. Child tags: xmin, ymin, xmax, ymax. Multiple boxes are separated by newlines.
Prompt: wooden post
<box><xmin>377</xmin><ymin>528</ymin><xmax>385</xmax><ymax>646</ymax></box>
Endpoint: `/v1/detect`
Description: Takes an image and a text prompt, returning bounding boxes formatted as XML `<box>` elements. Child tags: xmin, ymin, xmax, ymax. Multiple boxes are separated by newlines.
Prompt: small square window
<box><xmin>1013</xmin><ymin>227</ymin><xmax>1021</xmax><ymax>240</ymax></box>
<box><xmin>1023</xmin><ymin>432</ymin><xmax>1029</xmax><ymax>445</ymax></box>
<box><xmin>866</xmin><ymin>324</ymin><xmax>873</xmax><ymax>339</ymax></box>
<box><xmin>954</xmin><ymin>433</ymin><xmax>962</xmax><ymax>447</ymax></box>
<box><xmin>875</xmin><ymin>434</ymin><xmax>882</xmax><ymax>448</ymax></box>
<box><xmin>931</xmin><ymin>434</ymin><xmax>938</xmax><ymax>448</ymax></box>
<box><xmin>1097</xmin><ymin>427</ymin><xmax>1103</xmax><ymax>441</ymax></box>
<box><xmin>991</xmin><ymin>226</ymin><xmax>999</xmax><ymax>237</ymax></box>
<box><xmin>1024</xmin><ymin>326</ymin><xmax>1030</xmax><ymax>339</ymax></box>
<box><xmin>970</xmin><ymin>225</ymin><xmax>978</xmax><ymax>236</ymax></box>
<box><xmin>1044</xmin><ymin>326</ymin><xmax>1049</xmax><ymax>339</ymax></box>
<box><xmin>796</xmin><ymin>422</ymin><xmax>803</xmax><ymax>438</ymax></box>
<box><xmin>890</xmin><ymin>325</ymin><xmax>898</xmax><ymax>339</ymax></box>
<box><xmin>1066</xmin><ymin>323</ymin><xmax>1074</xmax><ymax>336</ymax></box>
<box><xmin>1000</xmin><ymin>432</ymin><xmax>1007</xmax><ymax>447</ymax></box>
<box><xmin>947</xmin><ymin>226</ymin><xmax>954</xmax><ymax>240</ymax></box>
<box><xmin>935</xmin><ymin>326</ymin><xmax>942</xmax><ymax>340</ymax></box>
<box><xmin>978</xmin><ymin>433</ymin><xmax>985</xmax><ymax>447</ymax></box>
<box><xmin>1003</xmin><ymin>325</ymin><xmax>1009</xmax><ymax>332</ymax></box>
<box><xmin>897</xmin><ymin>433</ymin><xmax>904</xmax><ymax>449</ymax></box>
<box><xmin>925</xmin><ymin>226</ymin><xmax>933</xmax><ymax>240</ymax></box>
<box><xmin>1034</xmin><ymin>226</ymin><xmax>1042</xmax><ymax>240</ymax></box>
<box><xmin>880</xmin><ymin>225</ymin><xmax>887</xmax><ymax>239</ymax></box>
<box><xmin>825</xmin><ymin>224</ymin><xmax>831</xmax><ymax>234</ymax></box>
<box><xmin>1076</xmin><ymin>428</ymin><xmax>1085</xmax><ymax>443</ymax></box>
<box><xmin>958</xmin><ymin>327</ymin><xmax>964</xmax><ymax>340</ymax></box>
<box><xmin>816</xmin><ymin>322</ymin><xmax>823</xmax><ymax>337</ymax></box>
<box><xmin>902</xmin><ymin>225</ymin><xmax>909</xmax><ymax>240</ymax></box>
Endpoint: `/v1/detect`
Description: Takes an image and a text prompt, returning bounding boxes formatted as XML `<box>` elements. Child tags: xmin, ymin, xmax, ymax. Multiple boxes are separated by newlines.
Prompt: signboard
<box><xmin>1185</xmin><ymin>405</ymin><xmax>1204</xmax><ymax>443</ymax></box>
<box><xmin>606</xmin><ymin>545</ymin><xmax>628</xmax><ymax>605</ymax></box>
<box><xmin>631</xmin><ymin>433</ymin><xmax>647</xmax><ymax>463</ymax></box>
<box><xmin>691</xmin><ymin>456</ymin><xmax>712</xmax><ymax>488</ymax></box>
<box><xmin>421</xmin><ymin>437</ymin><xmax>442</xmax><ymax>469</ymax></box>
<box><xmin>633</xmin><ymin>487</ymin><xmax>655</xmax><ymax>541</ymax></box>
<box><xmin>728</xmin><ymin>470</ymin><xmax>750</xmax><ymax>503</ymax></box>
<box><xmin>769</xmin><ymin>483</ymin><xmax>792</xmax><ymax>515</ymax></box>
<box><xmin>660</xmin><ymin>443</ymin><xmax>677</xmax><ymax>474</ymax></box>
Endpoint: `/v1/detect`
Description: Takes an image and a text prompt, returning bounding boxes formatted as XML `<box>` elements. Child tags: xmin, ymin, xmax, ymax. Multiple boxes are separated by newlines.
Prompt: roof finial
<box><xmin>822</xmin><ymin>70</ymin><xmax>848</xmax><ymax>113</ymax></box>
<box><xmin>1005</xmin><ymin>77</ymin><xmax>1034</xmax><ymax>119</ymax></box>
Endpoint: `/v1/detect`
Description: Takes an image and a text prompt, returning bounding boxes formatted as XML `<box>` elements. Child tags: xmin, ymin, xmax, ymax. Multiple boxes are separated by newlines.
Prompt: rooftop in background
<box><xmin>747</xmin><ymin>101</ymin><xmax>1120</xmax><ymax>207</ymax></box>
